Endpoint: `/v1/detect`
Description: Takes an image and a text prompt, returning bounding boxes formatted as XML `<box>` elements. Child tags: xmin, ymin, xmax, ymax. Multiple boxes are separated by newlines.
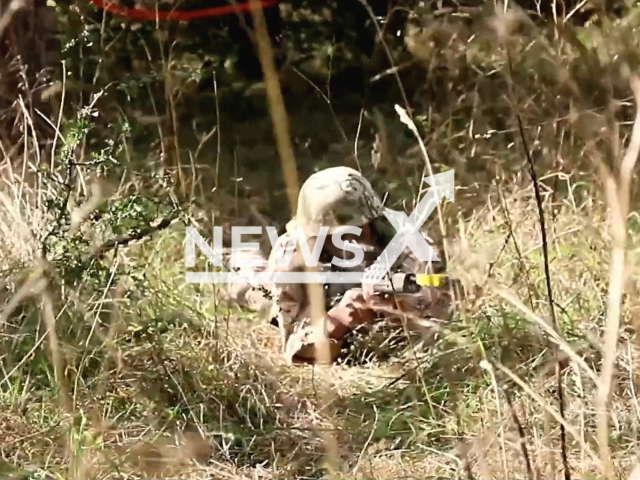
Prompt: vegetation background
<box><xmin>1</xmin><ymin>0</ymin><xmax>640</xmax><ymax>478</ymax></box>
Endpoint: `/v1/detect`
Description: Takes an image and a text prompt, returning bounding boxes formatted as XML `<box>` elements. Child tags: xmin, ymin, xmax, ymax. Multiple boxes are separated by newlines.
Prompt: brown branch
<box><xmin>91</xmin><ymin>216</ymin><xmax>176</xmax><ymax>260</ymax></box>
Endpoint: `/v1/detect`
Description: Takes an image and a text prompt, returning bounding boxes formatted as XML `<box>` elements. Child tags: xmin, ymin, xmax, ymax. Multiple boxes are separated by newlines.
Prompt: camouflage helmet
<box><xmin>287</xmin><ymin>166</ymin><xmax>384</xmax><ymax>236</ymax></box>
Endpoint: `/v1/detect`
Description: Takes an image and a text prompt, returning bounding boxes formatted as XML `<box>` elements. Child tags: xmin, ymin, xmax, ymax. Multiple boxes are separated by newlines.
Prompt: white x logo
<box><xmin>363</xmin><ymin>170</ymin><xmax>454</xmax><ymax>284</ymax></box>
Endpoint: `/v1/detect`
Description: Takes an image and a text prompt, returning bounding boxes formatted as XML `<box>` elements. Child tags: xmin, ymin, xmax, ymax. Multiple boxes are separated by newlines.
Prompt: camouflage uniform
<box><xmin>226</xmin><ymin>167</ymin><xmax>457</xmax><ymax>364</ymax></box>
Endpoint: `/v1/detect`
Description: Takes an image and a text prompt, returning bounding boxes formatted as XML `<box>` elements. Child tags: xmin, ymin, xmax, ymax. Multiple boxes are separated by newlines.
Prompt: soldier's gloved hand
<box><xmin>361</xmin><ymin>281</ymin><xmax>400</xmax><ymax>311</ymax></box>
<box><xmin>326</xmin><ymin>289</ymin><xmax>374</xmax><ymax>340</ymax></box>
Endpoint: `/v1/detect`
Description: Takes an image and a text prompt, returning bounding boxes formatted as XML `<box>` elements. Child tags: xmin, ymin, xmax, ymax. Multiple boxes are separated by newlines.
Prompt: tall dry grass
<box><xmin>0</xmin><ymin>1</ymin><xmax>640</xmax><ymax>479</ymax></box>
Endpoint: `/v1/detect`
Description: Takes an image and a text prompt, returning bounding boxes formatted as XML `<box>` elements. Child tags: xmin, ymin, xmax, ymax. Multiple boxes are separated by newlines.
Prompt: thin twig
<box><xmin>496</xmin><ymin>185</ymin><xmax>537</xmax><ymax>309</ymax></box>
<box><xmin>357</xmin><ymin>0</ymin><xmax>412</xmax><ymax>118</ymax></box>
<box><xmin>290</xmin><ymin>66</ymin><xmax>349</xmax><ymax>145</ymax></box>
<box><xmin>517</xmin><ymin>111</ymin><xmax>570</xmax><ymax>480</ymax></box>
<box><xmin>506</xmin><ymin>38</ymin><xmax>570</xmax><ymax>478</ymax></box>
<box><xmin>504</xmin><ymin>388</ymin><xmax>534</xmax><ymax>479</ymax></box>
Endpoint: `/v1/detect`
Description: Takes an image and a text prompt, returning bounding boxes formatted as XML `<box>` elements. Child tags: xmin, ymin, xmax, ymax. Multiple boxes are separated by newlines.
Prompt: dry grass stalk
<box><xmin>0</xmin><ymin>0</ymin><xmax>26</xmax><ymax>40</ymax></box>
<box><xmin>3</xmin><ymin>3</ymin><xmax>640</xmax><ymax>479</ymax></box>
<box><xmin>492</xmin><ymin>360</ymin><xmax>600</xmax><ymax>464</ymax></box>
<box><xmin>248</xmin><ymin>0</ymin><xmax>340</xmax><ymax>475</ymax></box>
<box><xmin>595</xmin><ymin>73</ymin><xmax>640</xmax><ymax>480</ymax></box>
<box><xmin>492</xmin><ymin>284</ymin><xmax>599</xmax><ymax>385</ymax></box>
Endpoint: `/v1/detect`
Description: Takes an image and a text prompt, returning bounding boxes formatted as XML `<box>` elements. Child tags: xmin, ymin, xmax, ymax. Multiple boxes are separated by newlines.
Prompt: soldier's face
<box><xmin>332</xmin><ymin>223</ymin><xmax>372</xmax><ymax>244</ymax></box>
<box><xmin>325</xmin><ymin>223</ymin><xmax>374</xmax><ymax>258</ymax></box>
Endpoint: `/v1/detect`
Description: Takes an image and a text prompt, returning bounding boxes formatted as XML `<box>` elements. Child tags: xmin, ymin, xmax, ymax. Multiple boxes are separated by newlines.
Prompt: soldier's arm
<box><xmin>325</xmin><ymin>289</ymin><xmax>375</xmax><ymax>338</ymax></box>
<box><xmin>283</xmin><ymin>289</ymin><xmax>374</xmax><ymax>365</ymax></box>
<box><xmin>266</xmin><ymin>233</ymin><xmax>305</xmax><ymax>304</ymax></box>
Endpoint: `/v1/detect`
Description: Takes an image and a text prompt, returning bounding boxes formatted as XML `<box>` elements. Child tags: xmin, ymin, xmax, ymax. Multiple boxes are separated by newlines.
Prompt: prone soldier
<box><xmin>224</xmin><ymin>166</ymin><xmax>461</xmax><ymax>364</ymax></box>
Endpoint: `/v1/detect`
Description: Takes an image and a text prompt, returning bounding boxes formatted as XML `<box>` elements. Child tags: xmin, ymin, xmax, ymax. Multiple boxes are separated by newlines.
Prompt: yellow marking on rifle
<box><xmin>415</xmin><ymin>273</ymin><xmax>445</xmax><ymax>287</ymax></box>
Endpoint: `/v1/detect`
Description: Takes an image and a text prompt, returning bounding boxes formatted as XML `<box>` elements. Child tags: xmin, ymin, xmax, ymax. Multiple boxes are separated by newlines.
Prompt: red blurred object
<box><xmin>80</xmin><ymin>0</ymin><xmax>281</xmax><ymax>21</ymax></box>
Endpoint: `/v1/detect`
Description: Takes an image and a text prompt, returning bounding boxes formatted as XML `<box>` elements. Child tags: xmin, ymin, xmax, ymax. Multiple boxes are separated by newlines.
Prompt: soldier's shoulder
<box><xmin>266</xmin><ymin>227</ymin><xmax>308</xmax><ymax>270</ymax></box>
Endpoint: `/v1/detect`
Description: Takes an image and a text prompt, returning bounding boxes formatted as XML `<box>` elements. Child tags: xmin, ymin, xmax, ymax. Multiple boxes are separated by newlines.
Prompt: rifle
<box><xmin>370</xmin><ymin>272</ymin><xmax>448</xmax><ymax>295</ymax></box>
<box><xmin>318</xmin><ymin>262</ymin><xmax>359</xmax><ymax>310</ymax></box>
<box><xmin>318</xmin><ymin>262</ymin><xmax>449</xmax><ymax>309</ymax></box>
